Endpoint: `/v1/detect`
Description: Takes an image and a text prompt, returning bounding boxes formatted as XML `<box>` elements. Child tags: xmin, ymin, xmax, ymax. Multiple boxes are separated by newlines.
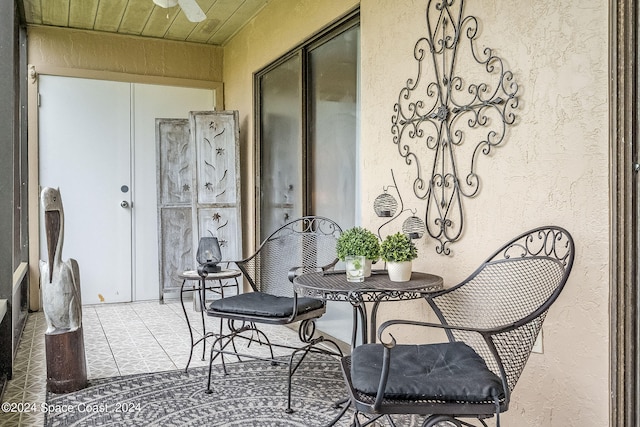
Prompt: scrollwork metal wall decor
<box><xmin>391</xmin><ymin>0</ymin><xmax>519</xmax><ymax>255</ymax></box>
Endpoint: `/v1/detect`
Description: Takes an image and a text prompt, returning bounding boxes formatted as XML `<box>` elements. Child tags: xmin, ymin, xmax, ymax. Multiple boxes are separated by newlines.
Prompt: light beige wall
<box><xmin>26</xmin><ymin>26</ymin><xmax>225</xmax><ymax>310</ymax></box>
<box><xmin>222</xmin><ymin>0</ymin><xmax>359</xmax><ymax>253</ymax></box>
<box><xmin>225</xmin><ymin>0</ymin><xmax>609</xmax><ymax>425</ymax></box>
<box><xmin>360</xmin><ymin>0</ymin><xmax>609</xmax><ymax>425</ymax></box>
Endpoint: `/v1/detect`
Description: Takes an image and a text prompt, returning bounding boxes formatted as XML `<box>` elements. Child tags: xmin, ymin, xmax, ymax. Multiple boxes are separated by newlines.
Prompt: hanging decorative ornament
<box><xmin>402</xmin><ymin>215</ymin><xmax>426</xmax><ymax>240</ymax></box>
<box><xmin>373</xmin><ymin>193</ymin><xmax>398</xmax><ymax>218</ymax></box>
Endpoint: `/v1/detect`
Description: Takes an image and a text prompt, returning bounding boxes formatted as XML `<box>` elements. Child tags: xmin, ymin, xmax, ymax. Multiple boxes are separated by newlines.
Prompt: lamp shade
<box><xmin>196</xmin><ymin>237</ymin><xmax>222</xmax><ymax>275</ymax></box>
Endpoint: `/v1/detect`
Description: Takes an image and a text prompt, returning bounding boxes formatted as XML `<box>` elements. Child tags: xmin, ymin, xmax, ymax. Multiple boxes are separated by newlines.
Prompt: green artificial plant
<box><xmin>380</xmin><ymin>232</ymin><xmax>418</xmax><ymax>263</ymax></box>
<box><xmin>336</xmin><ymin>227</ymin><xmax>381</xmax><ymax>261</ymax></box>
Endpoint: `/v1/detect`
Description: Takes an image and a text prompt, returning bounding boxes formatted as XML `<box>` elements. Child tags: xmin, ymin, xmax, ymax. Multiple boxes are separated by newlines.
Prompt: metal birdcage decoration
<box><xmin>374</xmin><ymin>170</ymin><xmax>427</xmax><ymax>242</ymax></box>
<box><xmin>374</xmin><ymin>193</ymin><xmax>398</xmax><ymax>218</ymax></box>
<box><xmin>402</xmin><ymin>216</ymin><xmax>426</xmax><ymax>240</ymax></box>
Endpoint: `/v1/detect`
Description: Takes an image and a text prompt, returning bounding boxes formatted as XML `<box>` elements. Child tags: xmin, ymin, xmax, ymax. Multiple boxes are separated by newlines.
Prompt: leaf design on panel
<box><xmin>213</xmin><ymin>128</ymin><xmax>225</xmax><ymax>139</ymax></box>
<box><xmin>210</xmin><ymin>212</ymin><xmax>228</xmax><ymax>234</ymax></box>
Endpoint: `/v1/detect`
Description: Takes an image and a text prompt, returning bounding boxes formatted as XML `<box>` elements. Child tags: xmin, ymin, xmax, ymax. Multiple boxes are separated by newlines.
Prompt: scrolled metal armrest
<box><xmin>377</xmin><ymin>318</ymin><xmax>492</xmax><ymax>344</ymax></box>
<box><xmin>371</xmin><ymin>333</ymin><xmax>397</xmax><ymax>411</ymax></box>
<box><xmin>288</xmin><ymin>264</ymin><xmax>336</xmax><ymax>282</ymax></box>
<box><xmin>288</xmin><ymin>266</ymin><xmax>303</xmax><ymax>283</ymax></box>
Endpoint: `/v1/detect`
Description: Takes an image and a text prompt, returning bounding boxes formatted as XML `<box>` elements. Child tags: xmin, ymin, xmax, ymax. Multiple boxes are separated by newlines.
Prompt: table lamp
<box><xmin>196</xmin><ymin>236</ymin><xmax>222</xmax><ymax>276</ymax></box>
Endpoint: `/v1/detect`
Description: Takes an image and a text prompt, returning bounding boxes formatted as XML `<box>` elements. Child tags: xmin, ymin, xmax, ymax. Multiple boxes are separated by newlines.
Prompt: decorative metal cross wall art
<box><xmin>389</xmin><ymin>0</ymin><xmax>519</xmax><ymax>255</ymax></box>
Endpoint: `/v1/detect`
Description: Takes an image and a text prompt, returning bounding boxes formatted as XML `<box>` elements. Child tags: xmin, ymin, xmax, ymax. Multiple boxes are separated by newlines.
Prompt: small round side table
<box><xmin>179</xmin><ymin>268</ymin><xmax>242</xmax><ymax>371</ymax></box>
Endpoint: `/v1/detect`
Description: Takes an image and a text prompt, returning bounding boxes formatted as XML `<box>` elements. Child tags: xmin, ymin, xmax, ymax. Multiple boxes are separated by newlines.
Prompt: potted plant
<box><xmin>336</xmin><ymin>227</ymin><xmax>381</xmax><ymax>277</ymax></box>
<box><xmin>380</xmin><ymin>232</ymin><xmax>418</xmax><ymax>282</ymax></box>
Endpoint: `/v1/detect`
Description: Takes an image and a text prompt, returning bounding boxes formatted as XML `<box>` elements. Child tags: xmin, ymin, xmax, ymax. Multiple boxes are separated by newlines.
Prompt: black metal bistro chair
<box><xmin>205</xmin><ymin>216</ymin><xmax>344</xmax><ymax>413</ymax></box>
<box><xmin>340</xmin><ymin>226</ymin><xmax>575</xmax><ymax>427</ymax></box>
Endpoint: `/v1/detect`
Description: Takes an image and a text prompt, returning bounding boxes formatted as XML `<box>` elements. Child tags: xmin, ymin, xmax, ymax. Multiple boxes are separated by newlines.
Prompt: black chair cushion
<box><xmin>351</xmin><ymin>341</ymin><xmax>504</xmax><ymax>402</ymax></box>
<box><xmin>208</xmin><ymin>291</ymin><xmax>324</xmax><ymax>318</ymax></box>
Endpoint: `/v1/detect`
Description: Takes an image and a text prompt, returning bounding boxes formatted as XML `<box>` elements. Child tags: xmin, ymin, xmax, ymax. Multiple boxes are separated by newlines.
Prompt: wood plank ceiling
<box><xmin>20</xmin><ymin>0</ymin><xmax>269</xmax><ymax>45</ymax></box>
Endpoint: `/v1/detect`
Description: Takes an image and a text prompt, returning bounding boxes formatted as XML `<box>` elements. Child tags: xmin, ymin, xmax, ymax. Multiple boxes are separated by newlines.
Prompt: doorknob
<box><xmin>120</xmin><ymin>201</ymin><xmax>129</xmax><ymax>208</ymax></box>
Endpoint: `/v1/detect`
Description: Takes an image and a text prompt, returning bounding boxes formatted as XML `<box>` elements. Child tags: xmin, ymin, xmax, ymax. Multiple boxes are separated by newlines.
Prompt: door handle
<box><xmin>120</xmin><ymin>201</ymin><xmax>130</xmax><ymax>208</ymax></box>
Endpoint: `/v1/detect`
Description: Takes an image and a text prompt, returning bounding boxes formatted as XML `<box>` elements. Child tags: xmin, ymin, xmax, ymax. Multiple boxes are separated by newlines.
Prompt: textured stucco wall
<box><xmin>225</xmin><ymin>0</ymin><xmax>609</xmax><ymax>425</ymax></box>
<box><xmin>360</xmin><ymin>0</ymin><xmax>609</xmax><ymax>425</ymax></box>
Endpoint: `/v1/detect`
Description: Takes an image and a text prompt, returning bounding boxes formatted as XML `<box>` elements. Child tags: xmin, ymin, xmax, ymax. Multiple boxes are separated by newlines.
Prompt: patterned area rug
<box><xmin>44</xmin><ymin>354</ymin><xmax>353</xmax><ymax>427</ymax></box>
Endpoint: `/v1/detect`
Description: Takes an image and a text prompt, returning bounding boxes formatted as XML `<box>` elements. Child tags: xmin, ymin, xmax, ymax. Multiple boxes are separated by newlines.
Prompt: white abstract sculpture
<box><xmin>39</xmin><ymin>187</ymin><xmax>82</xmax><ymax>334</ymax></box>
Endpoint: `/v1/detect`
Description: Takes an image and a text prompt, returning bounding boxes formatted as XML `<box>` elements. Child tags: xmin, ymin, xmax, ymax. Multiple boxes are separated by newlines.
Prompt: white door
<box><xmin>39</xmin><ymin>76</ymin><xmax>215</xmax><ymax>304</ymax></box>
<box><xmin>39</xmin><ymin>76</ymin><xmax>133</xmax><ymax>304</ymax></box>
<box><xmin>131</xmin><ymin>84</ymin><xmax>214</xmax><ymax>300</ymax></box>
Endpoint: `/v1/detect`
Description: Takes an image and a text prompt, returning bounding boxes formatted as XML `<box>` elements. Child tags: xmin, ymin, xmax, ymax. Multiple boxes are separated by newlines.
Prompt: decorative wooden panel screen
<box><xmin>190</xmin><ymin>111</ymin><xmax>242</xmax><ymax>269</ymax></box>
<box><xmin>156</xmin><ymin>111</ymin><xmax>241</xmax><ymax>299</ymax></box>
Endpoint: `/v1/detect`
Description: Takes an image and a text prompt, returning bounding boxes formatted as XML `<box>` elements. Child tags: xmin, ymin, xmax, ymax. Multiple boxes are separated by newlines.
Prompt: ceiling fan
<box><xmin>153</xmin><ymin>0</ymin><xmax>206</xmax><ymax>23</ymax></box>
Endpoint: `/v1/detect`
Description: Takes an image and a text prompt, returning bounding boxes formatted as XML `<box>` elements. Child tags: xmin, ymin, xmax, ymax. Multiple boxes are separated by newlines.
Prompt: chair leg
<box><xmin>323</xmin><ymin>397</ymin><xmax>351</xmax><ymax>427</ymax></box>
<box><xmin>284</xmin><ymin>320</ymin><xmax>344</xmax><ymax>414</ymax></box>
<box><xmin>423</xmin><ymin>415</ymin><xmax>487</xmax><ymax>427</ymax></box>
<box><xmin>205</xmin><ymin>334</ymin><xmax>235</xmax><ymax>393</ymax></box>
<box><xmin>206</xmin><ymin>322</ymin><xmax>280</xmax><ymax>395</ymax></box>
<box><xmin>350</xmin><ymin>411</ymin><xmax>361</xmax><ymax>427</ymax></box>
<box><xmin>286</xmin><ymin>343</ymin><xmax>313</xmax><ymax>413</ymax></box>
<box><xmin>206</xmin><ymin>318</ymin><xmax>342</xmax><ymax>415</ymax></box>
<box><xmin>205</xmin><ymin>340</ymin><xmax>218</xmax><ymax>394</ymax></box>
<box><xmin>286</xmin><ymin>343</ymin><xmax>340</xmax><ymax>413</ymax></box>
<box><xmin>353</xmin><ymin>412</ymin><xmax>385</xmax><ymax>427</ymax></box>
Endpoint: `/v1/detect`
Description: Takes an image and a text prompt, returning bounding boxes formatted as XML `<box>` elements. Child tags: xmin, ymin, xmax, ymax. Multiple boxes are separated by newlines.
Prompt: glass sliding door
<box><xmin>308</xmin><ymin>25</ymin><xmax>360</xmax><ymax>232</ymax></box>
<box><xmin>257</xmin><ymin>13</ymin><xmax>359</xmax><ymax>240</ymax></box>
<box><xmin>256</xmin><ymin>12</ymin><xmax>360</xmax><ymax>343</ymax></box>
<box><xmin>258</xmin><ymin>54</ymin><xmax>303</xmax><ymax>240</ymax></box>
<box><xmin>307</xmin><ymin>25</ymin><xmax>360</xmax><ymax>343</ymax></box>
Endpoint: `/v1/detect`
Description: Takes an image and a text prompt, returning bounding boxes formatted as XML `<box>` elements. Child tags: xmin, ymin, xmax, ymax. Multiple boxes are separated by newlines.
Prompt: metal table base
<box><xmin>178</xmin><ymin>269</ymin><xmax>241</xmax><ymax>371</ymax></box>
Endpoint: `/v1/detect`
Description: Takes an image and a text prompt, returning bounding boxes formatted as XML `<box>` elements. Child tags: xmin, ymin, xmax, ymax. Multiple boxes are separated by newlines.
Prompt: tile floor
<box><xmin>0</xmin><ymin>298</ymin><xmax>302</xmax><ymax>427</ymax></box>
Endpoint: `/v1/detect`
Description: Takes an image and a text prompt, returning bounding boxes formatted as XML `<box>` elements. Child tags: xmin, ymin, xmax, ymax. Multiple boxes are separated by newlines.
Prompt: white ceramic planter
<box><xmin>387</xmin><ymin>261</ymin><xmax>412</xmax><ymax>282</ymax></box>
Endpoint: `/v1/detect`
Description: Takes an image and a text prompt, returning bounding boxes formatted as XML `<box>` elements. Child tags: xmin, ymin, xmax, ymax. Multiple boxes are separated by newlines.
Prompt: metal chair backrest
<box><xmin>237</xmin><ymin>216</ymin><xmax>342</xmax><ymax>297</ymax></box>
<box><xmin>426</xmin><ymin>226</ymin><xmax>574</xmax><ymax>398</ymax></box>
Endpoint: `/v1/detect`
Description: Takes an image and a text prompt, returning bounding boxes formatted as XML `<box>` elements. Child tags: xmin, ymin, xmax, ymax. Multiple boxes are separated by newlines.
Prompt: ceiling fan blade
<box><xmin>153</xmin><ymin>0</ymin><xmax>178</xmax><ymax>8</ymax></box>
<box><xmin>177</xmin><ymin>0</ymin><xmax>206</xmax><ymax>22</ymax></box>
